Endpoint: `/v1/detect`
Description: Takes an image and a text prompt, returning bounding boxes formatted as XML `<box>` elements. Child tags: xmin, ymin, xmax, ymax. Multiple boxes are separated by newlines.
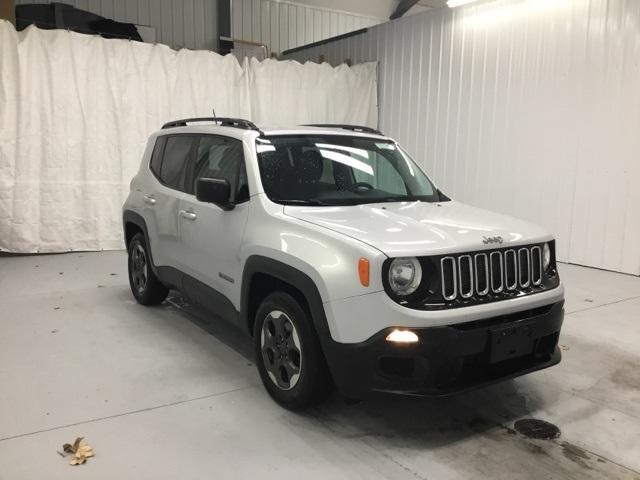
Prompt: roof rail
<box><xmin>303</xmin><ymin>124</ymin><xmax>383</xmax><ymax>135</ymax></box>
<box><xmin>162</xmin><ymin>117</ymin><xmax>262</xmax><ymax>134</ymax></box>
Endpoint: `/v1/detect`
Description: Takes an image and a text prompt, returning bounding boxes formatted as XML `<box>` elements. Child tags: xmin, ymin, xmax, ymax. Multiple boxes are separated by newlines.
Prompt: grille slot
<box><xmin>458</xmin><ymin>255</ymin><xmax>474</xmax><ymax>298</ymax></box>
<box><xmin>504</xmin><ymin>250</ymin><xmax>518</xmax><ymax>291</ymax></box>
<box><xmin>441</xmin><ymin>257</ymin><xmax>457</xmax><ymax>301</ymax></box>
<box><xmin>518</xmin><ymin>248</ymin><xmax>531</xmax><ymax>288</ymax></box>
<box><xmin>439</xmin><ymin>245</ymin><xmax>543</xmax><ymax>302</ymax></box>
<box><xmin>474</xmin><ymin>253</ymin><xmax>489</xmax><ymax>296</ymax></box>
<box><xmin>490</xmin><ymin>251</ymin><xmax>504</xmax><ymax>293</ymax></box>
<box><xmin>531</xmin><ymin>246</ymin><xmax>542</xmax><ymax>285</ymax></box>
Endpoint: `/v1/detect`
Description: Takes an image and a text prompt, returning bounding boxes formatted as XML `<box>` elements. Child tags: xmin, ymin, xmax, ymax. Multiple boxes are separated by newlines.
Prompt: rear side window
<box><xmin>149</xmin><ymin>137</ymin><xmax>166</xmax><ymax>177</ymax></box>
<box><xmin>160</xmin><ymin>136</ymin><xmax>195</xmax><ymax>191</ymax></box>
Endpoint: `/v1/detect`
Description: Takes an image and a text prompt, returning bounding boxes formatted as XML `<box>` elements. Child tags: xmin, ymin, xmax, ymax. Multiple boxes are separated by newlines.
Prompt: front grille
<box><xmin>382</xmin><ymin>241</ymin><xmax>558</xmax><ymax>311</ymax></box>
<box><xmin>440</xmin><ymin>245</ymin><xmax>544</xmax><ymax>302</ymax></box>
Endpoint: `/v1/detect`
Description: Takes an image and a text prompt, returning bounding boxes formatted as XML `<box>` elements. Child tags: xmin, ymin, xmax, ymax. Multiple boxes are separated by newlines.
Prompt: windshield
<box><xmin>256</xmin><ymin>135</ymin><xmax>443</xmax><ymax>206</ymax></box>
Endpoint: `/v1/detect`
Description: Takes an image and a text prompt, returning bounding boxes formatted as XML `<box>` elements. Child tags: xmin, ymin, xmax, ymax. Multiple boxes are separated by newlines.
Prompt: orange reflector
<box><xmin>358</xmin><ymin>258</ymin><xmax>370</xmax><ymax>287</ymax></box>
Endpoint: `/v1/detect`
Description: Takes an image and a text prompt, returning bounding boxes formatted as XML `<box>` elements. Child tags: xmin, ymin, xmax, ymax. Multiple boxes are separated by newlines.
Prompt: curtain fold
<box><xmin>0</xmin><ymin>22</ymin><xmax>378</xmax><ymax>253</ymax></box>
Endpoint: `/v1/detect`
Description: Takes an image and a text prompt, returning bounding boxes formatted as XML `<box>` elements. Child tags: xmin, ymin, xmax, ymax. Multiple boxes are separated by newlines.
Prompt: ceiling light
<box><xmin>447</xmin><ymin>0</ymin><xmax>479</xmax><ymax>7</ymax></box>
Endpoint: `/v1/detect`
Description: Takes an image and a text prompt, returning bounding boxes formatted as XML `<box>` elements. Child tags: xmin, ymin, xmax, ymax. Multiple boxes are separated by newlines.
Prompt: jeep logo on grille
<box><xmin>483</xmin><ymin>236</ymin><xmax>503</xmax><ymax>245</ymax></box>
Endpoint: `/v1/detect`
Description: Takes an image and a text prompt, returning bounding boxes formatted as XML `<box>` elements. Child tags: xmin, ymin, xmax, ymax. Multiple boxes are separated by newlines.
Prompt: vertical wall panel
<box><xmin>313</xmin><ymin>10</ymin><xmax>322</xmax><ymax>43</ymax></box>
<box><xmin>269</xmin><ymin>2</ymin><xmax>278</xmax><ymax>54</ymax></box>
<box><xmin>329</xmin><ymin>12</ymin><xmax>338</xmax><ymax>37</ymax></box>
<box><xmin>251</xmin><ymin>0</ymin><xmax>261</xmax><ymax>42</ymax></box>
<box><xmin>288</xmin><ymin>5</ymin><xmax>297</xmax><ymax>49</ymax></box>
<box><xmin>183</xmin><ymin>0</ymin><xmax>195</xmax><ymax>48</ymax></box>
<box><xmin>279</xmin><ymin>4</ymin><xmax>288</xmax><ymax>54</ymax></box>
<box><xmin>232</xmin><ymin>0</ymin><xmax>243</xmax><ymax>41</ymax></box>
<box><xmin>136</xmin><ymin>0</ymin><xmax>149</xmax><ymax>25</ymax></box>
<box><xmin>241</xmin><ymin>0</ymin><xmax>252</xmax><ymax>42</ymax></box>
<box><xmin>284</xmin><ymin>0</ymin><xmax>640</xmax><ymax>275</ymax></box>
<box><xmin>193</xmin><ymin>0</ymin><xmax>205</xmax><ymax>48</ymax></box>
<box><xmin>296</xmin><ymin>7</ymin><xmax>305</xmax><ymax>46</ymax></box>
<box><xmin>260</xmin><ymin>1</ymin><xmax>270</xmax><ymax>45</ymax></box>
<box><xmin>230</xmin><ymin>0</ymin><xmax>384</xmax><ymax>55</ymax></box>
<box><xmin>16</xmin><ymin>0</ymin><xmax>219</xmax><ymax>51</ymax></box>
<box><xmin>172</xmin><ymin>0</ymin><xmax>184</xmax><ymax>48</ymax></box>
<box><xmin>100</xmin><ymin>0</ymin><xmax>114</xmax><ymax>21</ymax></box>
<box><xmin>160</xmin><ymin>0</ymin><xmax>172</xmax><ymax>46</ymax></box>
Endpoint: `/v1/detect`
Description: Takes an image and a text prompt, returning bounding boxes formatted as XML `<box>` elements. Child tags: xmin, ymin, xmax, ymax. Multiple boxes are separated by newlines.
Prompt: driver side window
<box><xmin>352</xmin><ymin>152</ymin><xmax>407</xmax><ymax>195</ymax></box>
<box><xmin>192</xmin><ymin>135</ymin><xmax>249</xmax><ymax>203</ymax></box>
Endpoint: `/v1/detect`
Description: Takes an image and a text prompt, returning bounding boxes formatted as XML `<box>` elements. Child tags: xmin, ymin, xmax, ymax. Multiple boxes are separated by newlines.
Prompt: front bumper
<box><xmin>324</xmin><ymin>300</ymin><xmax>564</xmax><ymax>398</ymax></box>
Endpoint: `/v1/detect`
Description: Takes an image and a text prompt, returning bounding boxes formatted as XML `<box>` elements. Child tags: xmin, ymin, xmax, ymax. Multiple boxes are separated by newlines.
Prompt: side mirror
<box><xmin>436</xmin><ymin>189</ymin><xmax>450</xmax><ymax>202</ymax></box>
<box><xmin>196</xmin><ymin>177</ymin><xmax>234</xmax><ymax>210</ymax></box>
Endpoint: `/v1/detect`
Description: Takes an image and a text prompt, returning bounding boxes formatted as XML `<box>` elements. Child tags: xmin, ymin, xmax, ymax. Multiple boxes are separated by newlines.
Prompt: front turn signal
<box><xmin>358</xmin><ymin>258</ymin><xmax>370</xmax><ymax>287</ymax></box>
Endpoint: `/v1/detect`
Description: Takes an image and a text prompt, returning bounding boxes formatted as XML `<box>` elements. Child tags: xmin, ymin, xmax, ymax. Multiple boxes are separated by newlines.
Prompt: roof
<box><xmin>156</xmin><ymin>118</ymin><xmax>387</xmax><ymax>140</ymax></box>
<box><xmin>258</xmin><ymin>126</ymin><xmax>387</xmax><ymax>139</ymax></box>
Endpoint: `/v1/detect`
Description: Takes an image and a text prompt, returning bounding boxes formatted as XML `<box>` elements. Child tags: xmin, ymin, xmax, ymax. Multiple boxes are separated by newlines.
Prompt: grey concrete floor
<box><xmin>0</xmin><ymin>251</ymin><xmax>639</xmax><ymax>480</ymax></box>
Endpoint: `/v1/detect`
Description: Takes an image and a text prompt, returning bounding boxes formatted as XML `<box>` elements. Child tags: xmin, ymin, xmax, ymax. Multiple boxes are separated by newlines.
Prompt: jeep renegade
<box><xmin>122</xmin><ymin>118</ymin><xmax>564</xmax><ymax>409</ymax></box>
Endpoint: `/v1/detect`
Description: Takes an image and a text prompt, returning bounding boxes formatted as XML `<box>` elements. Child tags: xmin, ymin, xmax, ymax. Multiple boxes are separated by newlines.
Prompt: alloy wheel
<box><xmin>131</xmin><ymin>243</ymin><xmax>148</xmax><ymax>294</ymax></box>
<box><xmin>260</xmin><ymin>310</ymin><xmax>302</xmax><ymax>390</ymax></box>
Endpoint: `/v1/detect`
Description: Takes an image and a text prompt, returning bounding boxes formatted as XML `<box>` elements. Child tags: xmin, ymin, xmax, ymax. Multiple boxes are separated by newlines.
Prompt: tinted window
<box><xmin>353</xmin><ymin>149</ymin><xmax>407</xmax><ymax>195</ymax></box>
<box><xmin>160</xmin><ymin>136</ymin><xmax>194</xmax><ymax>191</ymax></box>
<box><xmin>193</xmin><ymin>136</ymin><xmax>249</xmax><ymax>203</ymax></box>
<box><xmin>149</xmin><ymin>137</ymin><xmax>166</xmax><ymax>177</ymax></box>
<box><xmin>256</xmin><ymin>135</ymin><xmax>437</xmax><ymax>206</ymax></box>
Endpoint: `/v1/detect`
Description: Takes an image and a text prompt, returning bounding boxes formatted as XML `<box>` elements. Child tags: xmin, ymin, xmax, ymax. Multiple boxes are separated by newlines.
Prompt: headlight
<box><xmin>543</xmin><ymin>242</ymin><xmax>552</xmax><ymax>270</ymax></box>
<box><xmin>388</xmin><ymin>257</ymin><xmax>422</xmax><ymax>296</ymax></box>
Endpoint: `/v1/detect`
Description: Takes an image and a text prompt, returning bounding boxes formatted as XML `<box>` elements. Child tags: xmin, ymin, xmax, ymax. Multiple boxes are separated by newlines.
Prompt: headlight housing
<box><xmin>388</xmin><ymin>257</ymin><xmax>422</xmax><ymax>296</ymax></box>
<box><xmin>543</xmin><ymin>242</ymin><xmax>552</xmax><ymax>271</ymax></box>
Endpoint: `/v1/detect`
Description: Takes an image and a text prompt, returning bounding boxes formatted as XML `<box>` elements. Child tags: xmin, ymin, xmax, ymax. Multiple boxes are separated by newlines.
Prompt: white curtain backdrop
<box><xmin>249</xmin><ymin>57</ymin><xmax>378</xmax><ymax>126</ymax></box>
<box><xmin>0</xmin><ymin>21</ymin><xmax>378</xmax><ymax>253</ymax></box>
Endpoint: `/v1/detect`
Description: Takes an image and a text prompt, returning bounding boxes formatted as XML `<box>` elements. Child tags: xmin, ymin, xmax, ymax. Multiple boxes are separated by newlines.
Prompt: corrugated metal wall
<box><xmin>284</xmin><ymin>0</ymin><xmax>640</xmax><ymax>275</ymax></box>
<box><xmin>231</xmin><ymin>0</ymin><xmax>382</xmax><ymax>55</ymax></box>
<box><xmin>15</xmin><ymin>0</ymin><xmax>219</xmax><ymax>51</ymax></box>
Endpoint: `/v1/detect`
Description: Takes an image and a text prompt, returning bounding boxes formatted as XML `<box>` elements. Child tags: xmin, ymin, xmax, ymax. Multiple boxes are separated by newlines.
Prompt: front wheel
<box><xmin>254</xmin><ymin>292</ymin><xmax>332</xmax><ymax>410</ymax></box>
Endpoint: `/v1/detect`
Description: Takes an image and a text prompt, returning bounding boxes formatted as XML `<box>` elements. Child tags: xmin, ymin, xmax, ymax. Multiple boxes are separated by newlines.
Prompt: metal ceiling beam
<box><xmin>390</xmin><ymin>0</ymin><xmax>420</xmax><ymax>19</ymax></box>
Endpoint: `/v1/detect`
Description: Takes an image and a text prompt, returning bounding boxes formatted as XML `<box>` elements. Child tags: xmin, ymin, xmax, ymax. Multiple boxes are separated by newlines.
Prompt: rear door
<box><xmin>177</xmin><ymin>134</ymin><xmax>250</xmax><ymax>307</ymax></box>
<box><xmin>144</xmin><ymin>134</ymin><xmax>197</xmax><ymax>270</ymax></box>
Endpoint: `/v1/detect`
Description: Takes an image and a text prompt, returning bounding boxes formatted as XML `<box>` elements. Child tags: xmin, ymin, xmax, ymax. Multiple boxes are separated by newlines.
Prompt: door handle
<box><xmin>179</xmin><ymin>210</ymin><xmax>197</xmax><ymax>221</ymax></box>
<box><xmin>143</xmin><ymin>194</ymin><xmax>156</xmax><ymax>205</ymax></box>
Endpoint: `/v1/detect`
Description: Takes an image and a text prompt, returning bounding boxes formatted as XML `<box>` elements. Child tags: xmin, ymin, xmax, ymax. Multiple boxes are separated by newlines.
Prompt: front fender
<box><xmin>241</xmin><ymin>196</ymin><xmax>387</xmax><ymax>304</ymax></box>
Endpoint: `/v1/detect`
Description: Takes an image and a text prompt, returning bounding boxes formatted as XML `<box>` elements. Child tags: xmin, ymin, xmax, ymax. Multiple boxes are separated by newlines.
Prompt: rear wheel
<box><xmin>127</xmin><ymin>232</ymin><xmax>169</xmax><ymax>305</ymax></box>
<box><xmin>254</xmin><ymin>292</ymin><xmax>332</xmax><ymax>409</ymax></box>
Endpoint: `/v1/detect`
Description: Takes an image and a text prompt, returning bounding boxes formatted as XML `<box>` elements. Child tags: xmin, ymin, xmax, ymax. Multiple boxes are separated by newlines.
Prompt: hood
<box><xmin>284</xmin><ymin>200</ymin><xmax>550</xmax><ymax>257</ymax></box>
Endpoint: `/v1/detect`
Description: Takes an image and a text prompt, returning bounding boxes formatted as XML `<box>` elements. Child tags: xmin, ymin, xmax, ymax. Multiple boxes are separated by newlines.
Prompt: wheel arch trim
<box><xmin>122</xmin><ymin>210</ymin><xmax>159</xmax><ymax>275</ymax></box>
<box><xmin>240</xmin><ymin>256</ymin><xmax>332</xmax><ymax>344</ymax></box>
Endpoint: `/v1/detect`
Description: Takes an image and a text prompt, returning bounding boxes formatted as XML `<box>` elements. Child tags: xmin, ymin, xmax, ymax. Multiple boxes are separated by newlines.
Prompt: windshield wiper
<box><xmin>272</xmin><ymin>198</ymin><xmax>332</xmax><ymax>206</ymax></box>
<box><xmin>378</xmin><ymin>196</ymin><xmax>411</xmax><ymax>202</ymax></box>
<box><xmin>356</xmin><ymin>196</ymin><xmax>414</xmax><ymax>204</ymax></box>
<box><xmin>367</xmin><ymin>195</ymin><xmax>438</xmax><ymax>204</ymax></box>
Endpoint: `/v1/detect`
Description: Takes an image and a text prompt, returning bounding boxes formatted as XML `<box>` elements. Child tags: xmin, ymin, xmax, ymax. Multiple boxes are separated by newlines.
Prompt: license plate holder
<box><xmin>490</xmin><ymin>322</ymin><xmax>535</xmax><ymax>363</ymax></box>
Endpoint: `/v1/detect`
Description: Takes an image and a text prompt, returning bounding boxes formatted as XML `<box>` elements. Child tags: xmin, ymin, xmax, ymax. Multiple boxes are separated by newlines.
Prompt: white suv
<box><xmin>123</xmin><ymin>118</ymin><xmax>564</xmax><ymax>409</ymax></box>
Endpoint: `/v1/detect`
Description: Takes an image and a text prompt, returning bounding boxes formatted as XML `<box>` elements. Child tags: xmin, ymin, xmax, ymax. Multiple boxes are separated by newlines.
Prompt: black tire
<box><xmin>127</xmin><ymin>232</ymin><xmax>169</xmax><ymax>306</ymax></box>
<box><xmin>254</xmin><ymin>292</ymin><xmax>332</xmax><ymax>410</ymax></box>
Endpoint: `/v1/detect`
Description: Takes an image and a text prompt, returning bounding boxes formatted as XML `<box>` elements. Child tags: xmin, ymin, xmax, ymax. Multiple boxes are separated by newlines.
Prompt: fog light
<box><xmin>386</xmin><ymin>329</ymin><xmax>419</xmax><ymax>343</ymax></box>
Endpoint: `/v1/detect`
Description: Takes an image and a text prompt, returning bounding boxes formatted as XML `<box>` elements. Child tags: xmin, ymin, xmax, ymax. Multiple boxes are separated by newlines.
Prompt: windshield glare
<box><xmin>256</xmin><ymin>135</ymin><xmax>440</xmax><ymax>206</ymax></box>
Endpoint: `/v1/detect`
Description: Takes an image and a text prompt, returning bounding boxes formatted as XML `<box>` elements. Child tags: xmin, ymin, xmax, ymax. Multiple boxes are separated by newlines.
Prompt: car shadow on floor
<box><xmin>110</xmin><ymin>287</ymin><xmax>629</xmax><ymax>478</ymax></box>
<box><xmin>165</xmin><ymin>290</ymin><xmax>554</xmax><ymax>448</ymax></box>
<box><xmin>165</xmin><ymin>292</ymin><xmax>256</xmax><ymax>361</ymax></box>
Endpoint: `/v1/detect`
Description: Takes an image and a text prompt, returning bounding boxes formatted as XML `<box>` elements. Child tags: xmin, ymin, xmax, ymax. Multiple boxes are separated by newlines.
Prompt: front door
<box><xmin>177</xmin><ymin>134</ymin><xmax>250</xmax><ymax>309</ymax></box>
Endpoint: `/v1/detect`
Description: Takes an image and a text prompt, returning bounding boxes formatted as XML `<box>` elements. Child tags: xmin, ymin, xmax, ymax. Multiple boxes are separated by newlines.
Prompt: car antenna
<box><xmin>212</xmin><ymin>108</ymin><xmax>217</xmax><ymax>117</ymax></box>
